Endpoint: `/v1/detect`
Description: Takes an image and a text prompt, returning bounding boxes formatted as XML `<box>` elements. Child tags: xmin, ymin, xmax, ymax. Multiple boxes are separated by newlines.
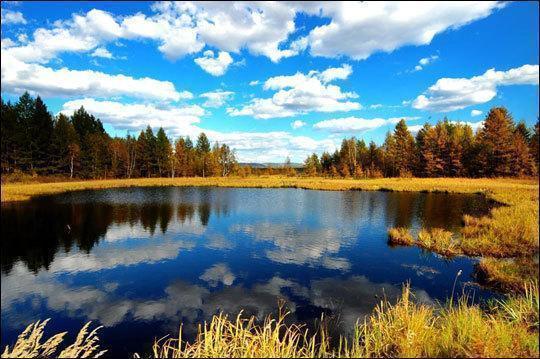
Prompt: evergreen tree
<box><xmin>511</xmin><ymin>124</ymin><xmax>536</xmax><ymax>176</ymax></box>
<box><xmin>51</xmin><ymin>114</ymin><xmax>80</xmax><ymax>177</ymax></box>
<box><xmin>392</xmin><ymin>119</ymin><xmax>415</xmax><ymax>176</ymax></box>
<box><xmin>304</xmin><ymin>153</ymin><xmax>320</xmax><ymax>176</ymax></box>
<box><xmin>155</xmin><ymin>127</ymin><xmax>172</xmax><ymax>177</ymax></box>
<box><xmin>476</xmin><ymin>107</ymin><xmax>516</xmax><ymax>177</ymax></box>
<box><xmin>14</xmin><ymin>92</ymin><xmax>36</xmax><ymax>171</ymax></box>
<box><xmin>530</xmin><ymin>121</ymin><xmax>539</xmax><ymax>170</ymax></box>
<box><xmin>31</xmin><ymin>96</ymin><xmax>54</xmax><ymax>173</ymax></box>
<box><xmin>1</xmin><ymin>98</ymin><xmax>18</xmax><ymax>173</ymax></box>
<box><xmin>196</xmin><ymin>132</ymin><xmax>211</xmax><ymax>177</ymax></box>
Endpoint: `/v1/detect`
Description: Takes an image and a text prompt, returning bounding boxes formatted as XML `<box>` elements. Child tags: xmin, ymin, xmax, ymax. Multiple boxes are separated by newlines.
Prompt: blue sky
<box><xmin>1</xmin><ymin>1</ymin><xmax>538</xmax><ymax>162</ymax></box>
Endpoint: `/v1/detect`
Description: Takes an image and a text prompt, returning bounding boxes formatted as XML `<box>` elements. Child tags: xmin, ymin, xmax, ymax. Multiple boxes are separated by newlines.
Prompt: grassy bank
<box><xmin>1</xmin><ymin>176</ymin><xmax>537</xmax><ymax>202</ymax></box>
<box><xmin>4</xmin><ymin>283</ymin><xmax>538</xmax><ymax>358</ymax></box>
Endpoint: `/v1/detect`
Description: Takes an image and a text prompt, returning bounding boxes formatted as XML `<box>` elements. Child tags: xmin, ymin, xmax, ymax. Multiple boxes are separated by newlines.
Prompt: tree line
<box><xmin>1</xmin><ymin>93</ymin><xmax>538</xmax><ymax>179</ymax></box>
<box><xmin>1</xmin><ymin>93</ymin><xmax>238</xmax><ymax>179</ymax></box>
<box><xmin>304</xmin><ymin>108</ymin><xmax>539</xmax><ymax>178</ymax></box>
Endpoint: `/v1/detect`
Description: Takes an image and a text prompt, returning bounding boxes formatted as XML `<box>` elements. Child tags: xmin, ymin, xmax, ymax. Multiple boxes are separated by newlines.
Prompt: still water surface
<box><xmin>1</xmin><ymin>187</ymin><xmax>496</xmax><ymax>356</ymax></box>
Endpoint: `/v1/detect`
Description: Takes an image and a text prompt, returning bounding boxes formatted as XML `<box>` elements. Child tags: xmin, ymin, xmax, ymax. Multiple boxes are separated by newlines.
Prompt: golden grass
<box><xmin>1</xmin><ymin>319</ymin><xmax>106</xmax><ymax>358</ymax></box>
<box><xmin>151</xmin><ymin>283</ymin><xmax>539</xmax><ymax>358</ymax></box>
<box><xmin>1</xmin><ymin>176</ymin><xmax>537</xmax><ymax>203</ymax></box>
<box><xmin>476</xmin><ymin>257</ymin><xmax>540</xmax><ymax>293</ymax></box>
<box><xmin>6</xmin><ymin>284</ymin><xmax>538</xmax><ymax>358</ymax></box>
<box><xmin>388</xmin><ymin>227</ymin><xmax>415</xmax><ymax>246</ymax></box>
<box><xmin>416</xmin><ymin>228</ymin><xmax>459</xmax><ymax>257</ymax></box>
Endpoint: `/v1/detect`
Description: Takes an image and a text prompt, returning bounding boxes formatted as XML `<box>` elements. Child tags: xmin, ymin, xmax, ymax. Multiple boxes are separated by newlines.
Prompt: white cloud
<box><xmin>186</xmin><ymin>1</ymin><xmax>299</xmax><ymax>62</ymax></box>
<box><xmin>319</xmin><ymin>64</ymin><xmax>352</xmax><ymax>83</ymax></box>
<box><xmin>199</xmin><ymin>263</ymin><xmax>236</xmax><ymax>287</ymax></box>
<box><xmin>17</xmin><ymin>33</ymin><xmax>28</xmax><ymax>43</ymax></box>
<box><xmin>291</xmin><ymin>120</ymin><xmax>306</xmax><ymax>129</ymax></box>
<box><xmin>207</xmin><ymin>130</ymin><xmax>337</xmax><ymax>163</ymax></box>
<box><xmin>1</xmin><ymin>2</ymin><xmax>503</xmax><ymax>66</ymax></box>
<box><xmin>1</xmin><ymin>52</ymin><xmax>190</xmax><ymax>101</ymax></box>
<box><xmin>90</xmin><ymin>47</ymin><xmax>113</xmax><ymax>59</ymax></box>
<box><xmin>249</xmin><ymin>80</ymin><xmax>259</xmax><ymax>86</ymax></box>
<box><xmin>313</xmin><ymin>116</ymin><xmax>418</xmax><ymax>133</ymax></box>
<box><xmin>301</xmin><ymin>2</ymin><xmax>503</xmax><ymax>60</ymax></box>
<box><xmin>1</xmin><ymin>38</ymin><xmax>16</xmax><ymax>48</ymax></box>
<box><xmin>200</xmin><ymin>90</ymin><xmax>234</xmax><ymax>107</ymax></box>
<box><xmin>419</xmin><ymin>55</ymin><xmax>438</xmax><ymax>66</ymax></box>
<box><xmin>413</xmin><ymin>55</ymin><xmax>439</xmax><ymax>71</ymax></box>
<box><xmin>369</xmin><ymin>104</ymin><xmax>383</xmax><ymax>109</ymax></box>
<box><xmin>228</xmin><ymin>65</ymin><xmax>360</xmax><ymax>119</ymax></box>
<box><xmin>1</xmin><ymin>9</ymin><xmax>26</xmax><ymax>24</ymax></box>
<box><xmin>412</xmin><ymin>64</ymin><xmax>539</xmax><ymax>112</ymax></box>
<box><xmin>407</xmin><ymin>124</ymin><xmax>425</xmax><ymax>134</ymax></box>
<box><xmin>471</xmin><ymin>109</ymin><xmax>483</xmax><ymax>117</ymax></box>
<box><xmin>194</xmin><ymin>50</ymin><xmax>234</xmax><ymax>76</ymax></box>
<box><xmin>3</xmin><ymin>9</ymin><xmax>122</xmax><ymax>64</ymax></box>
<box><xmin>59</xmin><ymin>98</ymin><xmax>204</xmax><ymax>132</ymax></box>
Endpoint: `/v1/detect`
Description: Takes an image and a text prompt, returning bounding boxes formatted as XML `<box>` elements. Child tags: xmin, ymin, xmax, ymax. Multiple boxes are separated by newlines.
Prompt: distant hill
<box><xmin>239</xmin><ymin>162</ymin><xmax>304</xmax><ymax>169</ymax></box>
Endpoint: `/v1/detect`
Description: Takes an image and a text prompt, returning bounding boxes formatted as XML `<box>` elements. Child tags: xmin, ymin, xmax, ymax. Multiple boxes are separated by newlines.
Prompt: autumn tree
<box><xmin>475</xmin><ymin>107</ymin><xmax>516</xmax><ymax>177</ymax></box>
<box><xmin>530</xmin><ymin>121</ymin><xmax>539</xmax><ymax>169</ymax></box>
<box><xmin>216</xmin><ymin>143</ymin><xmax>237</xmax><ymax>177</ymax></box>
<box><xmin>51</xmin><ymin>114</ymin><xmax>80</xmax><ymax>177</ymax></box>
<box><xmin>304</xmin><ymin>153</ymin><xmax>321</xmax><ymax>176</ymax></box>
<box><xmin>155</xmin><ymin>127</ymin><xmax>172</xmax><ymax>177</ymax></box>
<box><xmin>196</xmin><ymin>132</ymin><xmax>211</xmax><ymax>177</ymax></box>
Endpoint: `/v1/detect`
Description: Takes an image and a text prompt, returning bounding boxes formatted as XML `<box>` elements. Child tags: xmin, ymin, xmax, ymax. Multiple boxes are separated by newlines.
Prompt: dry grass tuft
<box><xmin>2</xmin><ymin>319</ymin><xmax>106</xmax><ymax>358</ymax></box>
<box><xmin>388</xmin><ymin>227</ymin><xmax>414</xmax><ymax>246</ymax></box>
<box><xmin>150</xmin><ymin>283</ymin><xmax>540</xmax><ymax>358</ymax></box>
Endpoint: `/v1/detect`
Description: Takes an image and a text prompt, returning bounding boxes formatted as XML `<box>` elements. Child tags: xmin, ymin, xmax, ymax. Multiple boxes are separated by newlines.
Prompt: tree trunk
<box><xmin>70</xmin><ymin>154</ymin><xmax>74</xmax><ymax>179</ymax></box>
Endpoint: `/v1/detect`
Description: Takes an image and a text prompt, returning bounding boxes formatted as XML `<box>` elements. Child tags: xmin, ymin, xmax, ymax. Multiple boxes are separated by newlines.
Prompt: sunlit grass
<box><xmin>1</xmin><ymin>319</ymin><xmax>106</xmax><ymax>358</ymax></box>
<box><xmin>5</xmin><ymin>284</ymin><xmax>538</xmax><ymax>358</ymax></box>
<box><xmin>150</xmin><ymin>283</ymin><xmax>539</xmax><ymax>358</ymax></box>
<box><xmin>416</xmin><ymin>228</ymin><xmax>458</xmax><ymax>257</ymax></box>
<box><xmin>388</xmin><ymin>227</ymin><xmax>414</xmax><ymax>246</ymax></box>
<box><xmin>476</xmin><ymin>257</ymin><xmax>540</xmax><ymax>292</ymax></box>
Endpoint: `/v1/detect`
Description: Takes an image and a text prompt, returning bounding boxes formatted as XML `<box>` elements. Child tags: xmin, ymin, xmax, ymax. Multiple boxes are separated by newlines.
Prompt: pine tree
<box><xmin>530</xmin><ymin>121</ymin><xmax>539</xmax><ymax>170</ymax></box>
<box><xmin>14</xmin><ymin>92</ymin><xmax>36</xmax><ymax>171</ymax></box>
<box><xmin>511</xmin><ymin>127</ymin><xmax>536</xmax><ymax>176</ymax></box>
<box><xmin>51</xmin><ymin>114</ymin><xmax>80</xmax><ymax>177</ymax></box>
<box><xmin>196</xmin><ymin>133</ymin><xmax>211</xmax><ymax>177</ymax></box>
<box><xmin>304</xmin><ymin>153</ymin><xmax>320</xmax><ymax>176</ymax></box>
<box><xmin>1</xmin><ymin>98</ymin><xmax>18</xmax><ymax>173</ymax></box>
<box><xmin>155</xmin><ymin>127</ymin><xmax>172</xmax><ymax>177</ymax></box>
<box><xmin>476</xmin><ymin>107</ymin><xmax>516</xmax><ymax>177</ymax></box>
<box><xmin>392</xmin><ymin>119</ymin><xmax>416</xmax><ymax>177</ymax></box>
<box><xmin>31</xmin><ymin>96</ymin><xmax>54</xmax><ymax>173</ymax></box>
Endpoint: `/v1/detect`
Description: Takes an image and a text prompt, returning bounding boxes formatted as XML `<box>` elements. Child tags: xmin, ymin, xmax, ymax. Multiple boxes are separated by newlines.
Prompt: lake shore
<box><xmin>1</xmin><ymin>176</ymin><xmax>537</xmax><ymax>202</ymax></box>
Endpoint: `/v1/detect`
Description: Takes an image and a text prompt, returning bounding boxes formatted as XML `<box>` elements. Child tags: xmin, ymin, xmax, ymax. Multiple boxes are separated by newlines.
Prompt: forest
<box><xmin>1</xmin><ymin>92</ymin><xmax>539</xmax><ymax>179</ymax></box>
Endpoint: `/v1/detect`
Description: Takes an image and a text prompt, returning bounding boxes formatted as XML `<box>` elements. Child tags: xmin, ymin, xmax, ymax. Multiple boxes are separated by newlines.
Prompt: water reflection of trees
<box><xmin>1</xmin><ymin>199</ymin><xmax>220</xmax><ymax>274</ymax></box>
<box><xmin>1</xmin><ymin>189</ymin><xmax>493</xmax><ymax>275</ymax></box>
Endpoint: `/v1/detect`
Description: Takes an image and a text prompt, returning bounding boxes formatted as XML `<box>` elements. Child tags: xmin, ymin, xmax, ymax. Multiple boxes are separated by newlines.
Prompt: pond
<box><xmin>1</xmin><ymin>186</ymin><xmax>497</xmax><ymax>356</ymax></box>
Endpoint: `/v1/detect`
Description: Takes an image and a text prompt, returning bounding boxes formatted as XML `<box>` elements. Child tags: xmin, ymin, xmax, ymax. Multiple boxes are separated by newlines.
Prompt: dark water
<box><xmin>1</xmin><ymin>187</ymin><xmax>497</xmax><ymax>356</ymax></box>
